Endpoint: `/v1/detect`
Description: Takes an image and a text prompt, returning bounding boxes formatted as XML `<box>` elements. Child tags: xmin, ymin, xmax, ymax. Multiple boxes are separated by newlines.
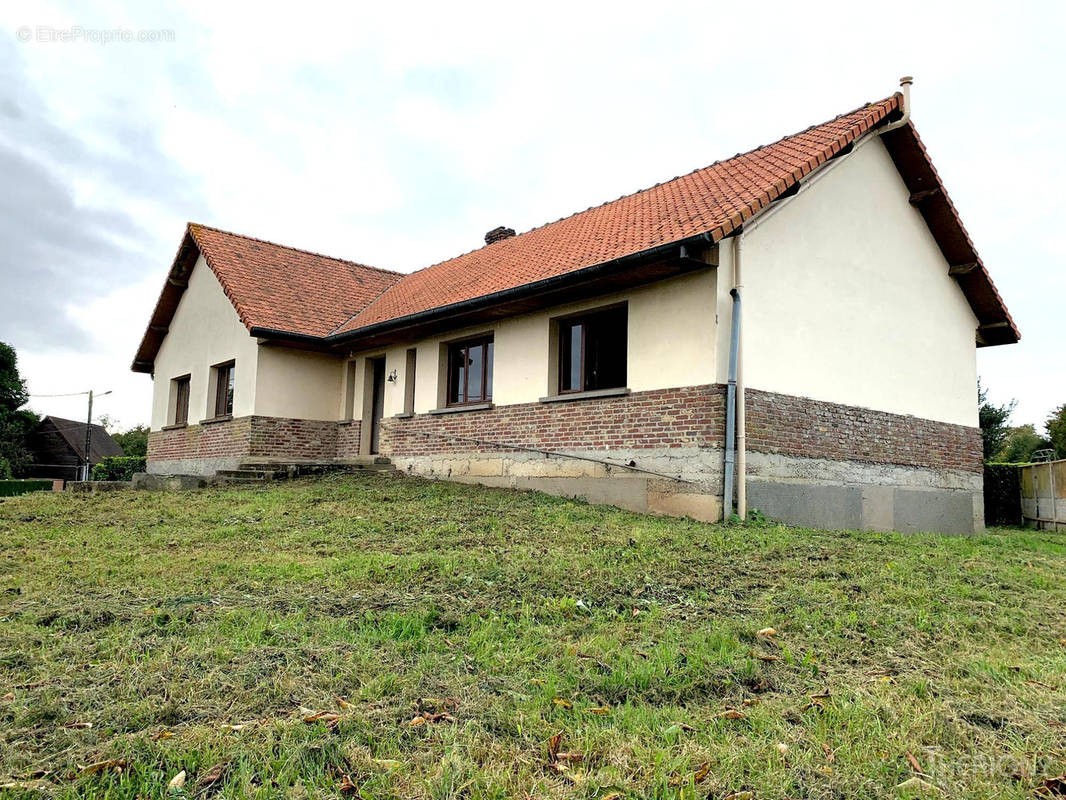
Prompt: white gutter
<box><xmin>725</xmin><ymin>77</ymin><xmax>912</xmax><ymax>520</ymax></box>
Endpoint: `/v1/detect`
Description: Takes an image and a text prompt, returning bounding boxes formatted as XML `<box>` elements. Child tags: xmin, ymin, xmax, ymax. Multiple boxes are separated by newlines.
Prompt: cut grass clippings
<box><xmin>0</xmin><ymin>474</ymin><xmax>1064</xmax><ymax>798</ymax></box>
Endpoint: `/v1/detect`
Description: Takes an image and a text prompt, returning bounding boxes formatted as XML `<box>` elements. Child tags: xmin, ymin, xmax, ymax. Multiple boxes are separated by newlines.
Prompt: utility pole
<box><xmin>81</xmin><ymin>390</ymin><xmax>112</xmax><ymax>481</ymax></box>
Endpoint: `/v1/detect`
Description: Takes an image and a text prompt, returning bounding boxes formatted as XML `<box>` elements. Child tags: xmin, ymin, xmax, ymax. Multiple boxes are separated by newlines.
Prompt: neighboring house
<box><xmin>132</xmin><ymin>85</ymin><xmax>1018</xmax><ymax>534</ymax></box>
<box><xmin>25</xmin><ymin>416</ymin><xmax>124</xmax><ymax>481</ymax></box>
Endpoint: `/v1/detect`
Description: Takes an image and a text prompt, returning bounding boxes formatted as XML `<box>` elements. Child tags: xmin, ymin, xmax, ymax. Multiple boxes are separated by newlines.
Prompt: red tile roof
<box><xmin>188</xmin><ymin>224</ymin><xmax>403</xmax><ymax>337</ymax></box>
<box><xmin>133</xmin><ymin>91</ymin><xmax>1017</xmax><ymax>372</ymax></box>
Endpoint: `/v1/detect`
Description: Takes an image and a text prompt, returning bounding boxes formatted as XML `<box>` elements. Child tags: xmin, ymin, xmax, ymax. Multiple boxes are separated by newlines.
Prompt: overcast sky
<box><xmin>1</xmin><ymin>0</ymin><xmax>1062</xmax><ymax>432</ymax></box>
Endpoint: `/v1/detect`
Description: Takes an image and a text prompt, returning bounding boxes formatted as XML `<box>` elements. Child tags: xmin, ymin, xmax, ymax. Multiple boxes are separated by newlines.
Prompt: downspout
<box><xmin>722</xmin><ymin>285</ymin><xmax>740</xmax><ymax>515</ymax></box>
<box><xmin>733</xmin><ymin>233</ymin><xmax>746</xmax><ymax>520</ymax></box>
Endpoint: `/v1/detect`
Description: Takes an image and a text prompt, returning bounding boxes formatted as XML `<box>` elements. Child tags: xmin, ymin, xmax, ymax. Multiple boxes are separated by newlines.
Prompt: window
<box><xmin>403</xmin><ymin>348</ymin><xmax>417</xmax><ymax>414</ymax></box>
<box><xmin>212</xmin><ymin>361</ymin><xmax>235</xmax><ymax>417</ymax></box>
<box><xmin>447</xmin><ymin>336</ymin><xmax>493</xmax><ymax>405</ymax></box>
<box><xmin>172</xmin><ymin>375</ymin><xmax>190</xmax><ymax>426</ymax></box>
<box><xmin>558</xmin><ymin>305</ymin><xmax>627</xmax><ymax>393</ymax></box>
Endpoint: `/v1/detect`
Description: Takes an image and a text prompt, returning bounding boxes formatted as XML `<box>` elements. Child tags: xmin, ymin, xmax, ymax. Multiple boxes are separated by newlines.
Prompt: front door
<box><xmin>369</xmin><ymin>357</ymin><xmax>386</xmax><ymax>454</ymax></box>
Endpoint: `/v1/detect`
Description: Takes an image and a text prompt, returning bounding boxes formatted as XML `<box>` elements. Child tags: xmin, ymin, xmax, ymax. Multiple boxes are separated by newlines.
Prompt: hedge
<box><xmin>91</xmin><ymin>456</ymin><xmax>147</xmax><ymax>482</ymax></box>
<box><xmin>984</xmin><ymin>463</ymin><xmax>1023</xmax><ymax>527</ymax></box>
<box><xmin>0</xmin><ymin>480</ymin><xmax>53</xmax><ymax>497</ymax></box>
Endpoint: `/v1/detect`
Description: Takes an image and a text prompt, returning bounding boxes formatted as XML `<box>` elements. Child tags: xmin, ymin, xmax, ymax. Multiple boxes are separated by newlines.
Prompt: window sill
<box><xmin>539</xmin><ymin>387</ymin><xmax>631</xmax><ymax>403</ymax></box>
<box><xmin>337</xmin><ymin>419</ymin><xmax>355</xmax><ymax>426</ymax></box>
<box><xmin>392</xmin><ymin>412</ymin><xmax>414</xmax><ymax>419</ymax></box>
<box><xmin>161</xmin><ymin>423</ymin><xmax>188</xmax><ymax>431</ymax></box>
<box><xmin>428</xmin><ymin>403</ymin><xmax>494</xmax><ymax>415</ymax></box>
<box><xmin>199</xmin><ymin>414</ymin><xmax>233</xmax><ymax>425</ymax></box>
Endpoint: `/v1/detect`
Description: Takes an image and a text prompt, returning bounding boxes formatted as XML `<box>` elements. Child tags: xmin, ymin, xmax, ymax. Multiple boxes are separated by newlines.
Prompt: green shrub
<box><xmin>984</xmin><ymin>463</ymin><xmax>1022</xmax><ymax>526</ymax></box>
<box><xmin>91</xmin><ymin>456</ymin><xmax>146</xmax><ymax>482</ymax></box>
<box><xmin>0</xmin><ymin>479</ymin><xmax>53</xmax><ymax>497</ymax></box>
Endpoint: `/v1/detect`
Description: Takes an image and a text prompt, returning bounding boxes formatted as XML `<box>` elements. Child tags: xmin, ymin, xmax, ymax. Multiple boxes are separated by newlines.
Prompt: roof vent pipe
<box><xmin>880</xmin><ymin>76</ymin><xmax>912</xmax><ymax>134</ymax></box>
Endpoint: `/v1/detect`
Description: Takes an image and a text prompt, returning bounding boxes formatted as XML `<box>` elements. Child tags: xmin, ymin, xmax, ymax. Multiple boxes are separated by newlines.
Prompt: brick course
<box><xmin>147</xmin><ymin>386</ymin><xmax>981</xmax><ymax>475</ymax></box>
<box><xmin>381</xmin><ymin>385</ymin><xmax>981</xmax><ymax>474</ymax></box>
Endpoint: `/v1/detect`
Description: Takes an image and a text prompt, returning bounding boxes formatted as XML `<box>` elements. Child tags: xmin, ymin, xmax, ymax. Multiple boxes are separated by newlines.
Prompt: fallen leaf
<box><xmin>1</xmin><ymin>692</ymin><xmax>13</xmax><ymax>701</ymax></box>
<box><xmin>757</xmin><ymin>627</ymin><xmax>777</xmax><ymax>637</ymax></box>
<box><xmin>742</xmin><ymin>698</ymin><xmax>759</xmax><ymax>707</ymax></box>
<box><xmin>552</xmin><ymin>698</ymin><xmax>573</xmax><ymax>710</ymax></box>
<box><xmin>752</xmin><ymin>651</ymin><xmax>781</xmax><ymax>662</ymax></box>
<box><xmin>80</xmin><ymin>759</ymin><xmax>127</xmax><ymax>775</ymax></box>
<box><xmin>408</xmin><ymin>715</ymin><xmax>427</xmax><ymax>727</ymax></box>
<box><xmin>905</xmin><ymin>751</ymin><xmax>923</xmax><ymax>773</ymax></box>
<box><xmin>586</xmin><ymin>706</ymin><xmax>610</xmax><ymax>715</ymax></box>
<box><xmin>693</xmin><ymin>762</ymin><xmax>710</xmax><ymax>783</ymax></box>
<box><xmin>198</xmin><ymin>763</ymin><xmax>225</xmax><ymax>787</ymax></box>
<box><xmin>168</xmin><ymin>769</ymin><xmax>186</xmax><ymax>790</ymax></box>
<box><xmin>631</xmin><ymin>607</ymin><xmax>640</xmax><ymax>617</ymax></box>
<box><xmin>670</xmin><ymin>721</ymin><xmax>697</xmax><ymax>732</ymax></box>
<box><xmin>724</xmin><ymin>791</ymin><xmax>754</xmax><ymax>800</ymax></box>
<box><xmin>822</xmin><ymin>743</ymin><xmax>835</xmax><ymax>762</ymax></box>
<box><xmin>152</xmin><ymin>730</ymin><xmax>174</xmax><ymax>741</ymax></box>
<box><xmin>718</xmin><ymin>709</ymin><xmax>747</xmax><ymax>720</ymax></box>
<box><xmin>555</xmin><ymin>751</ymin><xmax>583</xmax><ymax>763</ymax></box>
<box><xmin>335</xmin><ymin>696</ymin><xmax>353</xmax><ymax>710</ymax></box>
<box><xmin>601</xmin><ymin>793</ymin><xmax>624</xmax><ymax>800</ymax></box>
<box><xmin>303</xmin><ymin>711</ymin><xmax>340</xmax><ymax>725</ymax></box>
<box><xmin>338</xmin><ymin>773</ymin><xmax>357</xmax><ymax>793</ymax></box>
<box><xmin>372</xmin><ymin>759</ymin><xmax>402</xmax><ymax>771</ymax></box>
<box><xmin>776</xmin><ymin>742</ymin><xmax>789</xmax><ymax>756</ymax></box>
<box><xmin>64</xmin><ymin>721</ymin><xmax>92</xmax><ymax>729</ymax></box>
<box><xmin>547</xmin><ymin>733</ymin><xmax>562</xmax><ymax>762</ymax></box>
<box><xmin>635</xmin><ymin>649</ymin><xmax>649</xmax><ymax>659</ymax></box>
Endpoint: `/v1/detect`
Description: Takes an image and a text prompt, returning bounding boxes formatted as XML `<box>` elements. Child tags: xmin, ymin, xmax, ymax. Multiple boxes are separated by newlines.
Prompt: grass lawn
<box><xmin>0</xmin><ymin>475</ymin><xmax>1063</xmax><ymax>799</ymax></box>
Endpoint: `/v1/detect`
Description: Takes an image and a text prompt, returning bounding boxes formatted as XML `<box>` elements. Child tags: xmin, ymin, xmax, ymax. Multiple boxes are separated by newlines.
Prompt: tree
<box><xmin>112</xmin><ymin>425</ymin><xmax>148</xmax><ymax>458</ymax></box>
<box><xmin>1046</xmin><ymin>404</ymin><xmax>1066</xmax><ymax>460</ymax></box>
<box><xmin>0</xmin><ymin>342</ymin><xmax>39</xmax><ymax>477</ymax></box>
<box><xmin>997</xmin><ymin>424</ymin><xmax>1051</xmax><ymax>463</ymax></box>
<box><xmin>978</xmin><ymin>379</ymin><xmax>1015</xmax><ymax>462</ymax></box>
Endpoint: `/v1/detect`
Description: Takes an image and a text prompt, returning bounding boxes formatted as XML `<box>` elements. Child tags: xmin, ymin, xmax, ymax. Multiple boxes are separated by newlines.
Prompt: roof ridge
<box><xmin>187</xmin><ymin>222</ymin><xmax>406</xmax><ymax>278</ymax></box>
<box><xmin>370</xmin><ymin>95</ymin><xmax>900</xmax><ymax>281</ymax></box>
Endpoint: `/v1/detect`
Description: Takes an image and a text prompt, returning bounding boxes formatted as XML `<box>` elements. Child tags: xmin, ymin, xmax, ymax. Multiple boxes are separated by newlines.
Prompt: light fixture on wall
<box><xmin>386</xmin><ymin>369</ymin><xmax>398</xmax><ymax>383</ymax></box>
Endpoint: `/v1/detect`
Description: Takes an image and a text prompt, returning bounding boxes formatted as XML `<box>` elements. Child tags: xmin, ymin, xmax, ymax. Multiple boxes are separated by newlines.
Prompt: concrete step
<box><xmin>216</xmin><ymin>469</ymin><xmax>274</xmax><ymax>480</ymax></box>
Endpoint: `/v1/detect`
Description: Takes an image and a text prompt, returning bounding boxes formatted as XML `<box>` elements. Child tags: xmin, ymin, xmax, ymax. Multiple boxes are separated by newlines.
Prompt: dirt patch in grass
<box><xmin>0</xmin><ymin>474</ymin><xmax>1064</xmax><ymax>798</ymax></box>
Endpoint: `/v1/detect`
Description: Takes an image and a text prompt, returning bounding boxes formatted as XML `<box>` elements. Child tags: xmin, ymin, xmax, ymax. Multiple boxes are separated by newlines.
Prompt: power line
<box><xmin>28</xmin><ymin>391</ymin><xmax>91</xmax><ymax>398</ymax></box>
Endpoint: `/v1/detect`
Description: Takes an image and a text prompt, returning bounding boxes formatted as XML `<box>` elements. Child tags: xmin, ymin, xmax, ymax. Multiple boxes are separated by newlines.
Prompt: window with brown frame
<box><xmin>172</xmin><ymin>375</ymin><xmax>190</xmax><ymax>425</ymax></box>
<box><xmin>446</xmin><ymin>336</ymin><xmax>493</xmax><ymax>406</ymax></box>
<box><xmin>212</xmin><ymin>361</ymin><xmax>235</xmax><ymax>417</ymax></box>
<box><xmin>558</xmin><ymin>305</ymin><xmax>627</xmax><ymax>393</ymax></box>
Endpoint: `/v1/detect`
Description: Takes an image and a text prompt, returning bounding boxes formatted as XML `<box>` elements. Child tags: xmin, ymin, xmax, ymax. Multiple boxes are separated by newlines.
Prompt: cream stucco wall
<box><xmin>714</xmin><ymin>136</ymin><xmax>979</xmax><ymax>427</ymax></box>
<box><xmin>340</xmin><ymin>269</ymin><xmax>718</xmax><ymax>423</ymax></box>
<box><xmin>254</xmin><ymin>346</ymin><xmax>345</xmax><ymax>421</ymax></box>
<box><xmin>150</xmin><ymin>255</ymin><xmax>259</xmax><ymax>430</ymax></box>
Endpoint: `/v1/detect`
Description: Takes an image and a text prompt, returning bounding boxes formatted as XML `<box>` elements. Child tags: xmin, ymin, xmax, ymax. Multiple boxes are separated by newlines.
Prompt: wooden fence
<box><xmin>1020</xmin><ymin>459</ymin><xmax>1065</xmax><ymax>531</ymax></box>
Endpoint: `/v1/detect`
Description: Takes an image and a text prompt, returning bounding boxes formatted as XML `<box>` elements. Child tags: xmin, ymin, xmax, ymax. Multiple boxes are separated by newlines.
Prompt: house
<box><xmin>25</xmin><ymin>416</ymin><xmax>124</xmax><ymax>481</ymax></box>
<box><xmin>132</xmin><ymin>81</ymin><xmax>1018</xmax><ymax>534</ymax></box>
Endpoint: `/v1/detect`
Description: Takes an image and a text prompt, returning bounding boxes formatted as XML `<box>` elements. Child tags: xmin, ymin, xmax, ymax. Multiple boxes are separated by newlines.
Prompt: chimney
<box><xmin>484</xmin><ymin>226</ymin><xmax>516</xmax><ymax>246</ymax></box>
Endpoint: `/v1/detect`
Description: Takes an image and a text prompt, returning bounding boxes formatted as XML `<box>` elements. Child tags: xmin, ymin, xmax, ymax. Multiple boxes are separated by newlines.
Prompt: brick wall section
<box><xmin>381</xmin><ymin>384</ymin><xmax>981</xmax><ymax>474</ymax></box>
<box><xmin>148</xmin><ymin>416</ymin><xmax>343</xmax><ymax>464</ymax></box>
<box><xmin>381</xmin><ymin>386</ymin><xmax>726</xmax><ymax>456</ymax></box>
<box><xmin>146</xmin><ymin>387</ymin><xmax>981</xmax><ymax>475</ymax></box>
<box><xmin>336</xmin><ymin>421</ymin><xmax>363</xmax><ymax>458</ymax></box>
<box><xmin>248</xmin><ymin>417</ymin><xmax>338</xmax><ymax>459</ymax></box>
<box><xmin>745</xmin><ymin>388</ymin><xmax>982</xmax><ymax>473</ymax></box>
<box><xmin>148</xmin><ymin>417</ymin><xmax>251</xmax><ymax>462</ymax></box>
